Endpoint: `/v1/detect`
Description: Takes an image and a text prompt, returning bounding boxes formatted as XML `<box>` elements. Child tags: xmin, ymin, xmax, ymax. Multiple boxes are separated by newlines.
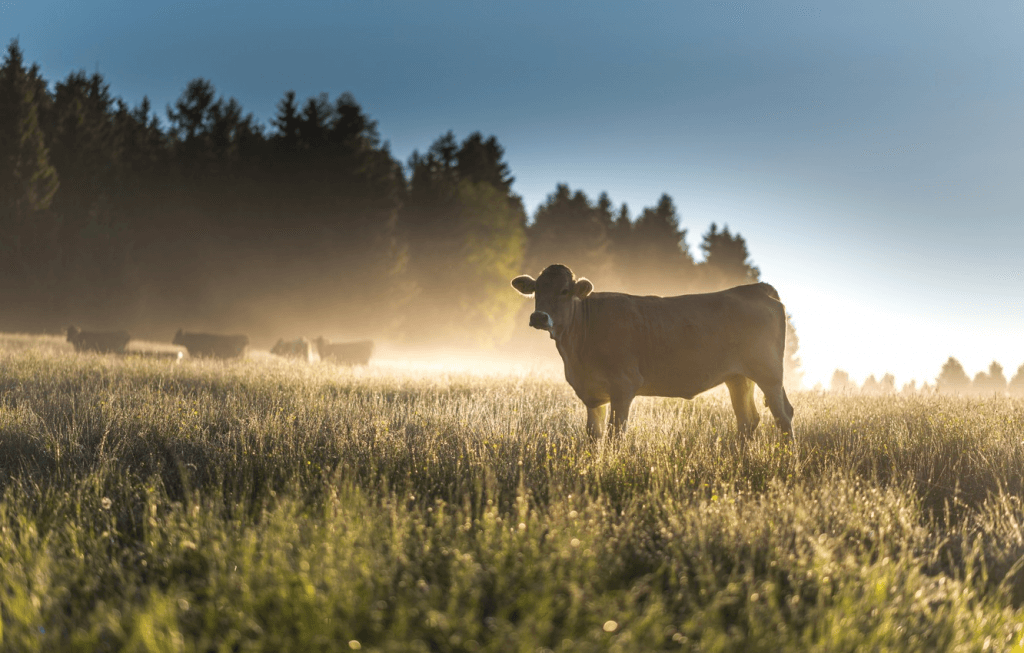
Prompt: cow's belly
<box><xmin>635</xmin><ymin>357</ymin><xmax>734</xmax><ymax>399</ymax></box>
<box><xmin>636</xmin><ymin>378</ymin><xmax>718</xmax><ymax>400</ymax></box>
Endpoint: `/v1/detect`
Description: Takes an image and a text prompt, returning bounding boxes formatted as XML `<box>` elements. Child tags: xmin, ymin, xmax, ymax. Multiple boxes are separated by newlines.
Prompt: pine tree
<box><xmin>456</xmin><ymin>132</ymin><xmax>514</xmax><ymax>193</ymax></box>
<box><xmin>0</xmin><ymin>39</ymin><xmax>60</xmax><ymax>326</ymax></box>
<box><xmin>525</xmin><ymin>184</ymin><xmax>612</xmax><ymax>280</ymax></box>
<box><xmin>271</xmin><ymin>90</ymin><xmax>301</xmax><ymax>153</ymax></box>
<box><xmin>0</xmin><ymin>40</ymin><xmax>59</xmax><ymax>215</ymax></box>
<box><xmin>621</xmin><ymin>194</ymin><xmax>695</xmax><ymax>295</ymax></box>
<box><xmin>697</xmin><ymin>223</ymin><xmax>760</xmax><ymax>290</ymax></box>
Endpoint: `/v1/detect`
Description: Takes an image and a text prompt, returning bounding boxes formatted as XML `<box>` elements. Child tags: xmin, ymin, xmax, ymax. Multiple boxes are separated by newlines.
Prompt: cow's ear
<box><xmin>511</xmin><ymin>275</ymin><xmax>536</xmax><ymax>296</ymax></box>
<box><xmin>573</xmin><ymin>278</ymin><xmax>594</xmax><ymax>298</ymax></box>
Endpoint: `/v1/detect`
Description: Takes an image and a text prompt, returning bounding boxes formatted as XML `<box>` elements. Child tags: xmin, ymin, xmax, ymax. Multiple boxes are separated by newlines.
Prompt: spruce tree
<box><xmin>0</xmin><ymin>39</ymin><xmax>60</xmax><ymax>326</ymax></box>
<box><xmin>698</xmin><ymin>223</ymin><xmax>760</xmax><ymax>290</ymax></box>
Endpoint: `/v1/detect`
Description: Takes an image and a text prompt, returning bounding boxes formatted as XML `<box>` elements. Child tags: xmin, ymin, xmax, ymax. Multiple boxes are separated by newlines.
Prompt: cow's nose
<box><xmin>529</xmin><ymin>311</ymin><xmax>551</xmax><ymax>330</ymax></box>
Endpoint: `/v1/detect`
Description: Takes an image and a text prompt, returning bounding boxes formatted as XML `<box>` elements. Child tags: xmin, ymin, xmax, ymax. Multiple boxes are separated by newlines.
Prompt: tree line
<box><xmin>0</xmin><ymin>40</ymin><xmax>800</xmax><ymax>382</ymax></box>
<box><xmin>828</xmin><ymin>358</ymin><xmax>1024</xmax><ymax>396</ymax></box>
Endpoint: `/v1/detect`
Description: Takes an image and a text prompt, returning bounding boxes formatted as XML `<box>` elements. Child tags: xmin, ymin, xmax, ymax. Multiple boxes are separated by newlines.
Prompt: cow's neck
<box><xmin>552</xmin><ymin>298</ymin><xmax>588</xmax><ymax>374</ymax></box>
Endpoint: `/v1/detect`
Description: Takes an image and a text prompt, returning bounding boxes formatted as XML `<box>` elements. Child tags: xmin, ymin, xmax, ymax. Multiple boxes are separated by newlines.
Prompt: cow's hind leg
<box><xmin>758</xmin><ymin>382</ymin><xmax>794</xmax><ymax>437</ymax></box>
<box><xmin>725</xmin><ymin>376</ymin><xmax>760</xmax><ymax>437</ymax></box>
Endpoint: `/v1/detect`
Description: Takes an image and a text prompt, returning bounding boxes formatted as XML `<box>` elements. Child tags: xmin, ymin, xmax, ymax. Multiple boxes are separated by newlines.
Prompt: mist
<box><xmin>0</xmin><ymin>47</ymin><xmax>806</xmax><ymax>386</ymax></box>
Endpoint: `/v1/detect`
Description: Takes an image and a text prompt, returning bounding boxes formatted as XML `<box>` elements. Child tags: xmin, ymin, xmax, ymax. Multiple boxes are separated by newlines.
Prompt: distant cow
<box><xmin>172</xmin><ymin>329</ymin><xmax>249</xmax><ymax>359</ymax></box>
<box><xmin>271</xmin><ymin>337</ymin><xmax>317</xmax><ymax>362</ymax></box>
<box><xmin>511</xmin><ymin>264</ymin><xmax>794</xmax><ymax>439</ymax></box>
<box><xmin>315</xmin><ymin>337</ymin><xmax>373</xmax><ymax>365</ymax></box>
<box><xmin>124</xmin><ymin>350</ymin><xmax>184</xmax><ymax>362</ymax></box>
<box><xmin>66</xmin><ymin>326</ymin><xmax>131</xmax><ymax>354</ymax></box>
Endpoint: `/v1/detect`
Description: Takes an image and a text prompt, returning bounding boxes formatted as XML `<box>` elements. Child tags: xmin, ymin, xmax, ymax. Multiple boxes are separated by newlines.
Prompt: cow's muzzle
<box><xmin>529</xmin><ymin>311</ymin><xmax>553</xmax><ymax>331</ymax></box>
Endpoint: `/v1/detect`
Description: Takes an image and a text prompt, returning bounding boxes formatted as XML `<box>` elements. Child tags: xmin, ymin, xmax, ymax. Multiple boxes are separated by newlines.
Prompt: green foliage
<box><xmin>399</xmin><ymin>132</ymin><xmax>527</xmax><ymax>346</ymax></box>
<box><xmin>456</xmin><ymin>180</ymin><xmax>528</xmax><ymax>344</ymax></box>
<box><xmin>3</xmin><ymin>339</ymin><xmax>1024</xmax><ymax>649</ymax></box>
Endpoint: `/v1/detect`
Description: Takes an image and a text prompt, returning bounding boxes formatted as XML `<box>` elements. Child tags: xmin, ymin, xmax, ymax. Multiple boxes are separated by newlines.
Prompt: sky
<box><xmin>4</xmin><ymin>0</ymin><xmax>1023</xmax><ymax>387</ymax></box>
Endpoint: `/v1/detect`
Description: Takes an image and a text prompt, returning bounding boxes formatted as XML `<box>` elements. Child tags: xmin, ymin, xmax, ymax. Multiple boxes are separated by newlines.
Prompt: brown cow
<box><xmin>271</xmin><ymin>337</ymin><xmax>317</xmax><ymax>362</ymax></box>
<box><xmin>172</xmin><ymin>329</ymin><xmax>249</xmax><ymax>359</ymax></box>
<box><xmin>511</xmin><ymin>264</ymin><xmax>794</xmax><ymax>439</ymax></box>
<box><xmin>314</xmin><ymin>337</ymin><xmax>373</xmax><ymax>366</ymax></box>
<box><xmin>66</xmin><ymin>326</ymin><xmax>131</xmax><ymax>354</ymax></box>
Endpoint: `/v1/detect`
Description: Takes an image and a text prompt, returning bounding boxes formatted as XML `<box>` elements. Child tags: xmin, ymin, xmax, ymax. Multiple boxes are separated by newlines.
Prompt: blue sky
<box><xmin>4</xmin><ymin>0</ymin><xmax>1023</xmax><ymax>386</ymax></box>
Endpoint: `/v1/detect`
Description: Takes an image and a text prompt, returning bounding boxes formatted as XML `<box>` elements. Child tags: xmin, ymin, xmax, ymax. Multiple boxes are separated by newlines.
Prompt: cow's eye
<box><xmin>560</xmin><ymin>289</ymin><xmax>570</xmax><ymax>296</ymax></box>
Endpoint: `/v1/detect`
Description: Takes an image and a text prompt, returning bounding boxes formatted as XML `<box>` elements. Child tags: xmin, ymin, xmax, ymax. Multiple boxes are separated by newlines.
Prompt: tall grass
<box><xmin>2</xmin><ymin>337</ymin><xmax>1024</xmax><ymax>651</ymax></box>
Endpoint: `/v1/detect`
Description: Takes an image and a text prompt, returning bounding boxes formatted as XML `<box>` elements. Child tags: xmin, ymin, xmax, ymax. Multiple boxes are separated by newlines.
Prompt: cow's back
<box><xmin>174</xmin><ymin>331</ymin><xmax>249</xmax><ymax>359</ymax></box>
<box><xmin>576</xmin><ymin>284</ymin><xmax>785</xmax><ymax>398</ymax></box>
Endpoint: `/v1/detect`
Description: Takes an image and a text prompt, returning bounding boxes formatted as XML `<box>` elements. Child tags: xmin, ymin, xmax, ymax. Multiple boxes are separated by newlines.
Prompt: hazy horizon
<box><xmin>5</xmin><ymin>0</ymin><xmax>1023</xmax><ymax>388</ymax></box>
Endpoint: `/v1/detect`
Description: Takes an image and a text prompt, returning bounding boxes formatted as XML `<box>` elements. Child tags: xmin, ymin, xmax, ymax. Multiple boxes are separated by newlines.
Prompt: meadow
<box><xmin>2</xmin><ymin>334</ymin><xmax>1024</xmax><ymax>651</ymax></box>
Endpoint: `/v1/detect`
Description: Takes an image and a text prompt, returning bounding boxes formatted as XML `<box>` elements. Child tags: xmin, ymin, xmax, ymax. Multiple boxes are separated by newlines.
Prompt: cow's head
<box><xmin>511</xmin><ymin>264</ymin><xmax>593</xmax><ymax>338</ymax></box>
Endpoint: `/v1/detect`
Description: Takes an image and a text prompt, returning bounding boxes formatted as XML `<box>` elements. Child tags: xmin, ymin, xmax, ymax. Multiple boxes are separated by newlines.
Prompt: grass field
<box><xmin>3</xmin><ymin>334</ymin><xmax>1024</xmax><ymax>651</ymax></box>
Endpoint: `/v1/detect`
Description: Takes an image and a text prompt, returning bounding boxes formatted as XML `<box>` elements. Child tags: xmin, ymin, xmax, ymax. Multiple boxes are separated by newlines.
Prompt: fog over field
<box><xmin>3</xmin><ymin>1</ymin><xmax>1023</xmax><ymax>388</ymax></box>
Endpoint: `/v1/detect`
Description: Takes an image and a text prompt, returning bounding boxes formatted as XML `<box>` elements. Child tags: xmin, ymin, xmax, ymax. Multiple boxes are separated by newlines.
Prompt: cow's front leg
<box><xmin>608</xmin><ymin>396</ymin><xmax>634</xmax><ymax>435</ymax></box>
<box><xmin>586</xmin><ymin>403</ymin><xmax>608</xmax><ymax>440</ymax></box>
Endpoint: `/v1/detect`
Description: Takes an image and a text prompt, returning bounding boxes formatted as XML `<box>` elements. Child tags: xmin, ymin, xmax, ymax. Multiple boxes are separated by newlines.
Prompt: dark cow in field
<box><xmin>172</xmin><ymin>329</ymin><xmax>249</xmax><ymax>359</ymax></box>
<box><xmin>511</xmin><ymin>264</ymin><xmax>794</xmax><ymax>439</ymax></box>
<box><xmin>271</xmin><ymin>337</ymin><xmax>317</xmax><ymax>362</ymax></box>
<box><xmin>66</xmin><ymin>326</ymin><xmax>131</xmax><ymax>354</ymax></box>
<box><xmin>315</xmin><ymin>337</ymin><xmax>373</xmax><ymax>366</ymax></box>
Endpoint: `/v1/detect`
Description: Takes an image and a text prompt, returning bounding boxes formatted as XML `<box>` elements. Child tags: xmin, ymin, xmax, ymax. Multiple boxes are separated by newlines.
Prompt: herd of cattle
<box><xmin>65</xmin><ymin>326</ymin><xmax>373</xmax><ymax>365</ymax></box>
<box><xmin>66</xmin><ymin>263</ymin><xmax>794</xmax><ymax>439</ymax></box>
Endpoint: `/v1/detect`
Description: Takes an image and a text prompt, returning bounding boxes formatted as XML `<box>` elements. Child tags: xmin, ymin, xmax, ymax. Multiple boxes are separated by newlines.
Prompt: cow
<box><xmin>511</xmin><ymin>264</ymin><xmax>794</xmax><ymax>439</ymax></box>
<box><xmin>315</xmin><ymin>337</ymin><xmax>373</xmax><ymax>366</ymax></box>
<box><xmin>271</xmin><ymin>337</ymin><xmax>317</xmax><ymax>362</ymax></box>
<box><xmin>172</xmin><ymin>329</ymin><xmax>249</xmax><ymax>359</ymax></box>
<box><xmin>124</xmin><ymin>350</ymin><xmax>184</xmax><ymax>362</ymax></box>
<box><xmin>66</xmin><ymin>326</ymin><xmax>131</xmax><ymax>354</ymax></box>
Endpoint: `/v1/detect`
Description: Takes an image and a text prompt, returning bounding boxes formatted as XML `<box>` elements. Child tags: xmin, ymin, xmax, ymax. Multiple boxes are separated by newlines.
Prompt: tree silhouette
<box><xmin>936</xmin><ymin>357</ymin><xmax>971</xmax><ymax>394</ymax></box>
<box><xmin>0</xmin><ymin>40</ymin><xmax>58</xmax><ymax>215</ymax></box>
<box><xmin>830</xmin><ymin>369</ymin><xmax>855</xmax><ymax>393</ymax></box>
<box><xmin>880</xmin><ymin>373</ymin><xmax>896</xmax><ymax>394</ymax></box>
<box><xmin>399</xmin><ymin>131</ymin><xmax>526</xmax><ymax>345</ymax></box>
<box><xmin>456</xmin><ymin>132</ymin><xmax>514</xmax><ymax>193</ymax></box>
<box><xmin>271</xmin><ymin>90</ymin><xmax>301</xmax><ymax>154</ymax></box>
<box><xmin>697</xmin><ymin>223</ymin><xmax>760</xmax><ymax>290</ymax></box>
<box><xmin>619</xmin><ymin>194</ymin><xmax>694</xmax><ymax>295</ymax></box>
<box><xmin>972</xmin><ymin>361</ymin><xmax>1007</xmax><ymax>395</ymax></box>
<box><xmin>0</xmin><ymin>44</ymin><xmax>803</xmax><ymax>355</ymax></box>
<box><xmin>525</xmin><ymin>184</ymin><xmax>613</xmax><ymax>280</ymax></box>
<box><xmin>862</xmin><ymin>375</ymin><xmax>881</xmax><ymax>394</ymax></box>
<box><xmin>0</xmin><ymin>39</ymin><xmax>60</xmax><ymax>325</ymax></box>
<box><xmin>1009</xmin><ymin>364</ymin><xmax>1024</xmax><ymax>397</ymax></box>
